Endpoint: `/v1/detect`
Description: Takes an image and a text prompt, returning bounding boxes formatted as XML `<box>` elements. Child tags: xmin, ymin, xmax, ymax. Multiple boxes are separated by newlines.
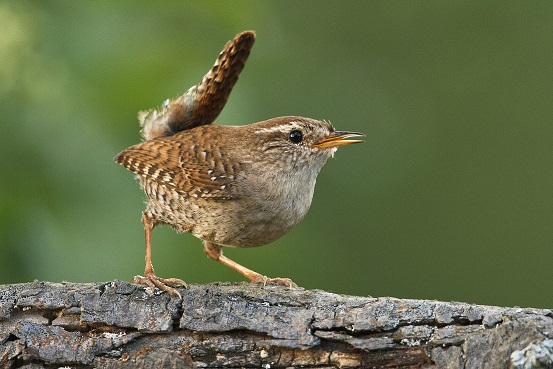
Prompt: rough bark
<box><xmin>0</xmin><ymin>280</ymin><xmax>552</xmax><ymax>368</ymax></box>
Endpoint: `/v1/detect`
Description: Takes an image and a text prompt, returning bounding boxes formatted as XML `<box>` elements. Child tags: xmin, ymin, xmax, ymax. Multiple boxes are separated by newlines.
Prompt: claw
<box><xmin>132</xmin><ymin>273</ymin><xmax>187</xmax><ymax>298</ymax></box>
<box><xmin>249</xmin><ymin>274</ymin><xmax>298</xmax><ymax>288</ymax></box>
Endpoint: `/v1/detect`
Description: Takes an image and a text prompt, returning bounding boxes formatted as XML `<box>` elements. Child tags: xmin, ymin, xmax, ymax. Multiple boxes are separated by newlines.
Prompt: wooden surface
<box><xmin>1</xmin><ymin>280</ymin><xmax>552</xmax><ymax>368</ymax></box>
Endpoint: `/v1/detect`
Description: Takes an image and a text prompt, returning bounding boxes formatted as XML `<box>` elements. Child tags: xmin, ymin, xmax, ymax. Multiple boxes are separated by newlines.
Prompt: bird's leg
<box><xmin>132</xmin><ymin>212</ymin><xmax>187</xmax><ymax>298</ymax></box>
<box><xmin>204</xmin><ymin>241</ymin><xmax>297</xmax><ymax>287</ymax></box>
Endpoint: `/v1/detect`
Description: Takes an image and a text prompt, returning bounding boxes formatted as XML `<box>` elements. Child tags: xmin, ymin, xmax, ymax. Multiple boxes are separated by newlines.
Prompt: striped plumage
<box><xmin>114</xmin><ymin>31</ymin><xmax>363</xmax><ymax>297</ymax></box>
<box><xmin>139</xmin><ymin>31</ymin><xmax>255</xmax><ymax>141</ymax></box>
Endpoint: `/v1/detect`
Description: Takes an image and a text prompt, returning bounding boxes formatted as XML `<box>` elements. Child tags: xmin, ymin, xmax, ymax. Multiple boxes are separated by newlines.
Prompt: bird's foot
<box><xmin>132</xmin><ymin>273</ymin><xmax>187</xmax><ymax>298</ymax></box>
<box><xmin>204</xmin><ymin>245</ymin><xmax>298</xmax><ymax>288</ymax></box>
<box><xmin>249</xmin><ymin>273</ymin><xmax>298</xmax><ymax>288</ymax></box>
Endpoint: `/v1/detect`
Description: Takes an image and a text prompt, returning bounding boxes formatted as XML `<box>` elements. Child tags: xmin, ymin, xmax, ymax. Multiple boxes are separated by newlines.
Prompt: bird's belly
<box><xmin>141</xmin><ymin>178</ymin><xmax>313</xmax><ymax>248</ymax></box>
<box><xmin>208</xmin><ymin>185</ymin><xmax>314</xmax><ymax>247</ymax></box>
<box><xmin>192</xmin><ymin>198</ymin><xmax>305</xmax><ymax>247</ymax></box>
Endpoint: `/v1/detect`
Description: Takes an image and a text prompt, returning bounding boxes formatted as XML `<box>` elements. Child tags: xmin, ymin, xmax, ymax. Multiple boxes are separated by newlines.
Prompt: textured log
<box><xmin>0</xmin><ymin>280</ymin><xmax>552</xmax><ymax>368</ymax></box>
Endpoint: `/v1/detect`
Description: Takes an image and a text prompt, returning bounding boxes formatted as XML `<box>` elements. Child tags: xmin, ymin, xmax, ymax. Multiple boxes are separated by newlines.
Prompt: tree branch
<box><xmin>1</xmin><ymin>280</ymin><xmax>552</xmax><ymax>368</ymax></box>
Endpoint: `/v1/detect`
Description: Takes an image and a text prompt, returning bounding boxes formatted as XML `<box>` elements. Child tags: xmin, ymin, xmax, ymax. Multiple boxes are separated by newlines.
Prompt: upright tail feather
<box><xmin>140</xmin><ymin>31</ymin><xmax>256</xmax><ymax>141</ymax></box>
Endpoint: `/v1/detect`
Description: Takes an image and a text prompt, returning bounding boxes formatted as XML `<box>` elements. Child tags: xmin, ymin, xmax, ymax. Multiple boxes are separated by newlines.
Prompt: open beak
<box><xmin>311</xmin><ymin>131</ymin><xmax>365</xmax><ymax>149</ymax></box>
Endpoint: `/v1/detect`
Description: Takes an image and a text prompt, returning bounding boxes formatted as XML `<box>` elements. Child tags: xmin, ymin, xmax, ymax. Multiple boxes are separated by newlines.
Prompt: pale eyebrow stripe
<box><xmin>254</xmin><ymin>122</ymin><xmax>299</xmax><ymax>135</ymax></box>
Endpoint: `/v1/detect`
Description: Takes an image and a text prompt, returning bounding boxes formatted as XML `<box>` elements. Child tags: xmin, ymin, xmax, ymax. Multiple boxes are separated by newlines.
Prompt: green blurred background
<box><xmin>1</xmin><ymin>1</ymin><xmax>552</xmax><ymax>308</ymax></box>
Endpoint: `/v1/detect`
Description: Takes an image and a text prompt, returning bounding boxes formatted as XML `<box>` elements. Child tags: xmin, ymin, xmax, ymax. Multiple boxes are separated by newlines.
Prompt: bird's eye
<box><xmin>289</xmin><ymin>130</ymin><xmax>303</xmax><ymax>144</ymax></box>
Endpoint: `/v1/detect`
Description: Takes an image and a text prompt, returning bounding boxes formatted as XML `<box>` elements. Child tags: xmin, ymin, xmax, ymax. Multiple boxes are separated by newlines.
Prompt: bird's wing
<box><xmin>114</xmin><ymin>136</ymin><xmax>241</xmax><ymax>200</ymax></box>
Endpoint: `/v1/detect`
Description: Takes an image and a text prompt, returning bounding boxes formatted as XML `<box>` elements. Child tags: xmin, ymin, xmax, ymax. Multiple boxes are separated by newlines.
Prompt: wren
<box><xmin>114</xmin><ymin>31</ymin><xmax>363</xmax><ymax>297</ymax></box>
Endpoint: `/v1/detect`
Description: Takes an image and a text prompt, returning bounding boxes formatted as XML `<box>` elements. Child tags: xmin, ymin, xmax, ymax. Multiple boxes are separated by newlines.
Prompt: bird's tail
<box><xmin>140</xmin><ymin>31</ymin><xmax>256</xmax><ymax>141</ymax></box>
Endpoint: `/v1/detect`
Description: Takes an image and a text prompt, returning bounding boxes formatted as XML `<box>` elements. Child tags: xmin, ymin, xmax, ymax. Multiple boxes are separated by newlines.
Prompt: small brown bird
<box><xmin>115</xmin><ymin>31</ymin><xmax>363</xmax><ymax>297</ymax></box>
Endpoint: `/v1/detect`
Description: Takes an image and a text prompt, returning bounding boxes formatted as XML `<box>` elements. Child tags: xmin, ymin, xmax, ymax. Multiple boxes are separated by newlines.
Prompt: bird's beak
<box><xmin>311</xmin><ymin>131</ymin><xmax>365</xmax><ymax>149</ymax></box>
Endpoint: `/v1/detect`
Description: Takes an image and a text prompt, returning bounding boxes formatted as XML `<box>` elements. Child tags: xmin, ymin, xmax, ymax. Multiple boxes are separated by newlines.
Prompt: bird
<box><xmin>114</xmin><ymin>31</ymin><xmax>363</xmax><ymax>297</ymax></box>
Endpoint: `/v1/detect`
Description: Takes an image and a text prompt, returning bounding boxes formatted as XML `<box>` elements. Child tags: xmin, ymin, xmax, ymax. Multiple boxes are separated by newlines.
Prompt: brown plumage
<box><xmin>114</xmin><ymin>32</ymin><xmax>363</xmax><ymax>297</ymax></box>
<box><xmin>139</xmin><ymin>31</ymin><xmax>255</xmax><ymax>140</ymax></box>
